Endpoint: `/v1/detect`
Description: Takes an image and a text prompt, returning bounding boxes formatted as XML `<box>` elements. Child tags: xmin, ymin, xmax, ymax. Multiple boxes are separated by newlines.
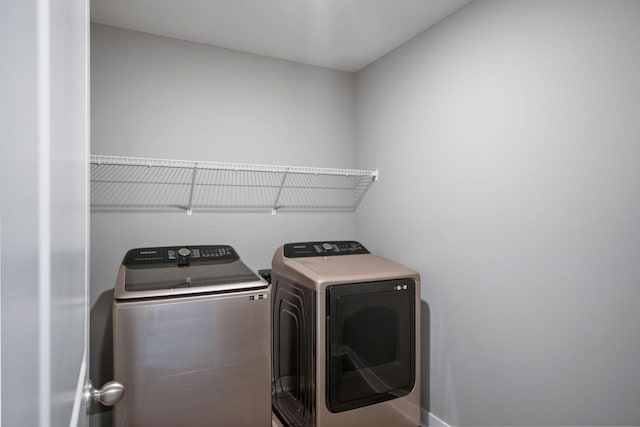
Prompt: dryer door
<box><xmin>326</xmin><ymin>279</ymin><xmax>416</xmax><ymax>413</ymax></box>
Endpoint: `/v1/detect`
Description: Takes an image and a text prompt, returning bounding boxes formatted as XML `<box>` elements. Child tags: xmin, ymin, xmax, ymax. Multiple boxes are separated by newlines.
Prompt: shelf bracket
<box><xmin>272</xmin><ymin>170</ymin><xmax>289</xmax><ymax>215</ymax></box>
<box><xmin>186</xmin><ymin>164</ymin><xmax>198</xmax><ymax>216</ymax></box>
<box><xmin>354</xmin><ymin>173</ymin><xmax>378</xmax><ymax>210</ymax></box>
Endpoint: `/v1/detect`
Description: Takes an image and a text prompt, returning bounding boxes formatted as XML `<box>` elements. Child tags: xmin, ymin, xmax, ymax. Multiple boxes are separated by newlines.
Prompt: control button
<box><xmin>177</xmin><ymin>247</ymin><xmax>191</xmax><ymax>257</ymax></box>
<box><xmin>191</xmin><ymin>249</ymin><xmax>201</xmax><ymax>258</ymax></box>
<box><xmin>322</xmin><ymin>243</ymin><xmax>333</xmax><ymax>251</ymax></box>
<box><xmin>167</xmin><ymin>250</ymin><xmax>177</xmax><ymax>260</ymax></box>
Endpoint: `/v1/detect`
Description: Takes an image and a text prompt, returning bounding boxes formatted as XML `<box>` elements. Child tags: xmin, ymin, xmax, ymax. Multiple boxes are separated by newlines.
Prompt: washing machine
<box><xmin>113</xmin><ymin>245</ymin><xmax>271</xmax><ymax>427</ymax></box>
<box><xmin>271</xmin><ymin>241</ymin><xmax>420</xmax><ymax>427</ymax></box>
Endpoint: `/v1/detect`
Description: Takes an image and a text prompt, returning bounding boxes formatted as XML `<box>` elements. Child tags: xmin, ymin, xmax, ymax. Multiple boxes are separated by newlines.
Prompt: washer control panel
<box><xmin>283</xmin><ymin>241</ymin><xmax>369</xmax><ymax>258</ymax></box>
<box><xmin>123</xmin><ymin>245</ymin><xmax>238</xmax><ymax>267</ymax></box>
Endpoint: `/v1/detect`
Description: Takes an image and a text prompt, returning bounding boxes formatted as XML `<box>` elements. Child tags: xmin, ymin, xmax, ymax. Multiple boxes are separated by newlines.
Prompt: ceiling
<box><xmin>91</xmin><ymin>0</ymin><xmax>472</xmax><ymax>72</ymax></box>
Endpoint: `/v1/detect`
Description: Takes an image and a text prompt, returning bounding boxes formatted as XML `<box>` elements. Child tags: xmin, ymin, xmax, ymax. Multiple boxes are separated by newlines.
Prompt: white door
<box><xmin>1</xmin><ymin>0</ymin><xmax>95</xmax><ymax>425</ymax></box>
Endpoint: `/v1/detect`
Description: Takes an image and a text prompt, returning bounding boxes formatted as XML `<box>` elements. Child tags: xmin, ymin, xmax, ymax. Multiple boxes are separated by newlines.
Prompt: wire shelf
<box><xmin>90</xmin><ymin>155</ymin><xmax>378</xmax><ymax>214</ymax></box>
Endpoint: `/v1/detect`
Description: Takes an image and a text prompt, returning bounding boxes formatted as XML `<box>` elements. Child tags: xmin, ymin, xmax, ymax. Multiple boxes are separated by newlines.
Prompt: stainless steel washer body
<box><xmin>113</xmin><ymin>245</ymin><xmax>271</xmax><ymax>427</ymax></box>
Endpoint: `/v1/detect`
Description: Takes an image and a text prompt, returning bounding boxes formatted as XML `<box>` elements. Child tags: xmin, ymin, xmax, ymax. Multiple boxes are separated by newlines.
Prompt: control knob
<box><xmin>322</xmin><ymin>243</ymin><xmax>333</xmax><ymax>251</ymax></box>
<box><xmin>177</xmin><ymin>247</ymin><xmax>191</xmax><ymax>257</ymax></box>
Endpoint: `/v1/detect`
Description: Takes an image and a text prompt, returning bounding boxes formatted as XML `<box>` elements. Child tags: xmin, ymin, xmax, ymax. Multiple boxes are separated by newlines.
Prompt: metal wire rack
<box><xmin>90</xmin><ymin>155</ymin><xmax>378</xmax><ymax>215</ymax></box>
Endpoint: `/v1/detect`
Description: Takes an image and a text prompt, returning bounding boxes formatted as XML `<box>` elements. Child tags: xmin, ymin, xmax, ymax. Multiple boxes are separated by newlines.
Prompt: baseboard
<box><xmin>420</xmin><ymin>408</ymin><xmax>451</xmax><ymax>427</ymax></box>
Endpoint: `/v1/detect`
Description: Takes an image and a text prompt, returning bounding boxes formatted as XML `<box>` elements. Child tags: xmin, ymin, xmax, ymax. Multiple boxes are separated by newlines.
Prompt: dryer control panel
<box><xmin>123</xmin><ymin>245</ymin><xmax>238</xmax><ymax>267</ymax></box>
<box><xmin>283</xmin><ymin>241</ymin><xmax>369</xmax><ymax>258</ymax></box>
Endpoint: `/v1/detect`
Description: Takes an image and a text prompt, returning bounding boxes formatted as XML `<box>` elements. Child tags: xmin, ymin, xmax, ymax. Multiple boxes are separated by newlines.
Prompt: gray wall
<box><xmin>90</xmin><ymin>24</ymin><xmax>357</xmax><ymax>425</ymax></box>
<box><xmin>355</xmin><ymin>0</ymin><xmax>640</xmax><ymax>426</ymax></box>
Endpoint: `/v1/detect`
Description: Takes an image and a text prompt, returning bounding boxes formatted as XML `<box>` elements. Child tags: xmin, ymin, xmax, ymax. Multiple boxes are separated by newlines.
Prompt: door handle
<box><xmin>85</xmin><ymin>380</ymin><xmax>124</xmax><ymax>408</ymax></box>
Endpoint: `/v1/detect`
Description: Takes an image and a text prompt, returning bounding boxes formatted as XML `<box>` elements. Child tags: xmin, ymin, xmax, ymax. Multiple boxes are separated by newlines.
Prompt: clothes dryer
<box><xmin>113</xmin><ymin>245</ymin><xmax>271</xmax><ymax>427</ymax></box>
<box><xmin>271</xmin><ymin>241</ymin><xmax>420</xmax><ymax>427</ymax></box>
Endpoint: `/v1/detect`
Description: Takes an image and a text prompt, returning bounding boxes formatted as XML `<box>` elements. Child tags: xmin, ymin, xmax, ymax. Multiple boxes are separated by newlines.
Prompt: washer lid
<box><xmin>114</xmin><ymin>245</ymin><xmax>265</xmax><ymax>300</ymax></box>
